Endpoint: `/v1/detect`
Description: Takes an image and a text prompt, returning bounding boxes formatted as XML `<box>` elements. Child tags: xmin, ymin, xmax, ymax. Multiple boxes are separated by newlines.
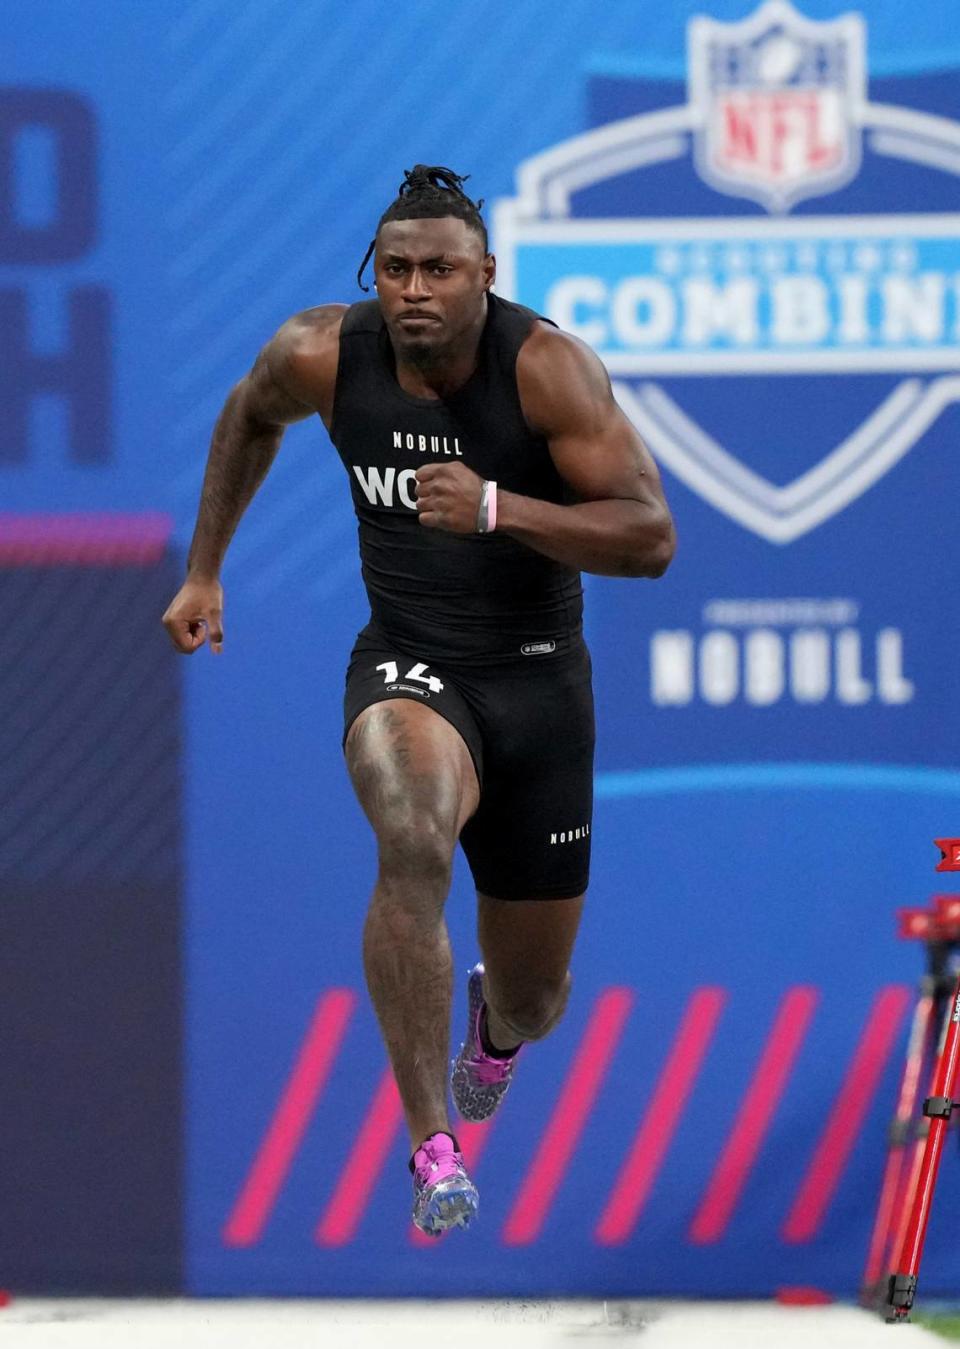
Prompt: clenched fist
<box><xmin>162</xmin><ymin>575</ymin><xmax>224</xmax><ymax>654</ymax></box>
<box><xmin>415</xmin><ymin>462</ymin><xmax>484</xmax><ymax>533</ymax></box>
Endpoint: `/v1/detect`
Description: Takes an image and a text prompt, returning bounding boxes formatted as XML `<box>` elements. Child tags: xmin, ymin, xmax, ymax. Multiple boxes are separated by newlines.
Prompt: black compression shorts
<box><xmin>343</xmin><ymin>623</ymin><xmax>595</xmax><ymax>900</ymax></box>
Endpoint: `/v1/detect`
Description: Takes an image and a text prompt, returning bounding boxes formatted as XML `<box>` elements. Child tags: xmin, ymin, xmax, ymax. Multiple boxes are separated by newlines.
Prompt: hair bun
<box><xmin>400</xmin><ymin>164</ymin><xmax>470</xmax><ymax>195</ymax></box>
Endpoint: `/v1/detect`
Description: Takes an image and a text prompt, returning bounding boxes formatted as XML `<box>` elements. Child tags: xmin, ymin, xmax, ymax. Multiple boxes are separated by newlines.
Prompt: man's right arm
<box><xmin>162</xmin><ymin>304</ymin><xmax>344</xmax><ymax>654</ymax></box>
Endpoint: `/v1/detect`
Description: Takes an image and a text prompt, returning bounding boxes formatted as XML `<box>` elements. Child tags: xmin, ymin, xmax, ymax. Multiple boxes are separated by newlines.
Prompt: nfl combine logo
<box><xmin>493</xmin><ymin>0</ymin><xmax>960</xmax><ymax>544</ymax></box>
<box><xmin>690</xmin><ymin>0</ymin><xmax>865</xmax><ymax>211</ymax></box>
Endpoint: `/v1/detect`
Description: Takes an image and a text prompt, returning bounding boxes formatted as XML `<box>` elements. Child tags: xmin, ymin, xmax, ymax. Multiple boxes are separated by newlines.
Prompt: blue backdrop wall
<box><xmin>3</xmin><ymin>0</ymin><xmax>960</xmax><ymax>1299</ymax></box>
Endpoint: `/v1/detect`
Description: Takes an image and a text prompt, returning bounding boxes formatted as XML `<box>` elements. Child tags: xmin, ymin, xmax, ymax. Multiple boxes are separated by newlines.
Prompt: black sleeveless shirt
<box><xmin>329</xmin><ymin>293</ymin><xmax>584</xmax><ymax>666</ymax></box>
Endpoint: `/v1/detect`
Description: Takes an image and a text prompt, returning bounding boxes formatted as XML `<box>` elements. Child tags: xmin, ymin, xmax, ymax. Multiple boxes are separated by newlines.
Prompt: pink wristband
<box><xmin>487</xmin><ymin>480</ymin><xmax>497</xmax><ymax>532</ymax></box>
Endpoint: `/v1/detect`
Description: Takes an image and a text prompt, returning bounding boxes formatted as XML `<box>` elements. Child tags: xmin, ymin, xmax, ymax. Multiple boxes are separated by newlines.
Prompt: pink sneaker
<box><xmin>410</xmin><ymin>1132</ymin><xmax>479</xmax><ymax>1237</ymax></box>
<box><xmin>451</xmin><ymin>963</ymin><xmax>521</xmax><ymax>1123</ymax></box>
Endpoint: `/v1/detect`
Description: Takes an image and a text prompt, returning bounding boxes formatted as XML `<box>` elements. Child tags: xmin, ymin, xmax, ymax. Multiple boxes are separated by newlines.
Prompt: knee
<box><xmin>376</xmin><ymin>807</ymin><xmax>456</xmax><ymax>894</ymax></box>
<box><xmin>491</xmin><ymin>971</ymin><xmax>572</xmax><ymax>1042</ymax></box>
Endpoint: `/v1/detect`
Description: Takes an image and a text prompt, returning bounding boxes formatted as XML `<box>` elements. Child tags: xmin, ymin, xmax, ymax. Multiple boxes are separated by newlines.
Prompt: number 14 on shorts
<box><xmin>376</xmin><ymin>660</ymin><xmax>444</xmax><ymax>694</ymax></box>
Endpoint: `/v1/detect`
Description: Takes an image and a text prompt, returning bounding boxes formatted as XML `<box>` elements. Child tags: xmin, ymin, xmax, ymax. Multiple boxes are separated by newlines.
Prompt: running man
<box><xmin>162</xmin><ymin>166</ymin><xmax>675</xmax><ymax>1237</ymax></box>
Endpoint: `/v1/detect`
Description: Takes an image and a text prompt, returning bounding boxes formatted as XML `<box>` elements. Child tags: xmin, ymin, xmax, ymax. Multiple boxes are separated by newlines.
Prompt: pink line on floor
<box><xmin>688</xmin><ymin>986</ymin><xmax>819</xmax><ymax>1244</ymax></box>
<box><xmin>502</xmin><ymin>987</ymin><xmax>633</xmax><ymax>1246</ymax></box>
<box><xmin>596</xmin><ymin>987</ymin><xmax>727</xmax><ymax>1245</ymax></box>
<box><xmin>315</xmin><ymin>1067</ymin><xmax>405</xmax><ymax>1246</ymax></box>
<box><xmin>782</xmin><ymin>984</ymin><xmax>911</xmax><ymax>1243</ymax></box>
<box><xmin>223</xmin><ymin>988</ymin><xmax>356</xmax><ymax>1247</ymax></box>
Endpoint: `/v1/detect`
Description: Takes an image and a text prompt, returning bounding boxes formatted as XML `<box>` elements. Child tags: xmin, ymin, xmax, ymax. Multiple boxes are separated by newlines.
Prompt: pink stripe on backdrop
<box><xmin>0</xmin><ymin>512</ymin><xmax>172</xmax><ymax>565</ymax></box>
<box><xmin>223</xmin><ymin>989</ymin><xmax>356</xmax><ymax>1248</ymax></box>
<box><xmin>689</xmin><ymin>986</ymin><xmax>819</xmax><ymax>1244</ymax></box>
<box><xmin>315</xmin><ymin>1067</ymin><xmax>405</xmax><ymax>1246</ymax></box>
<box><xmin>502</xmin><ymin>988</ymin><xmax>633</xmax><ymax>1246</ymax></box>
<box><xmin>595</xmin><ymin>987</ymin><xmax>727</xmax><ymax>1246</ymax></box>
<box><xmin>410</xmin><ymin>1120</ymin><xmax>494</xmax><ymax>1247</ymax></box>
<box><xmin>782</xmin><ymin>984</ymin><xmax>912</xmax><ymax>1243</ymax></box>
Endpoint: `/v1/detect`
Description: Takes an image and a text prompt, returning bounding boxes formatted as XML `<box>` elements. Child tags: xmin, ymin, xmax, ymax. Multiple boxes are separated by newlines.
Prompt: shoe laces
<box><xmin>466</xmin><ymin>1004</ymin><xmax>518</xmax><ymax>1085</ymax></box>
<box><xmin>468</xmin><ymin>1051</ymin><xmax>517</xmax><ymax>1086</ymax></box>
<box><xmin>413</xmin><ymin>1139</ymin><xmax>463</xmax><ymax>1189</ymax></box>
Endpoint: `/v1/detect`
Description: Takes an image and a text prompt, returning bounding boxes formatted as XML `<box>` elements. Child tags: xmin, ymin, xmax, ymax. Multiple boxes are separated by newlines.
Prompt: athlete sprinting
<box><xmin>162</xmin><ymin>166</ymin><xmax>675</xmax><ymax>1237</ymax></box>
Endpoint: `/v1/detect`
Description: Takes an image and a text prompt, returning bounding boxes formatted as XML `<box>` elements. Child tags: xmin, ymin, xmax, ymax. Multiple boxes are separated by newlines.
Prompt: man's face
<box><xmin>374</xmin><ymin>216</ymin><xmax>495</xmax><ymax>362</ymax></box>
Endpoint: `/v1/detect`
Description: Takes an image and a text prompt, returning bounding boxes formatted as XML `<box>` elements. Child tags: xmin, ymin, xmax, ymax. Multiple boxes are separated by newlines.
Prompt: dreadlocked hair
<box><xmin>356</xmin><ymin>164</ymin><xmax>487</xmax><ymax>292</ymax></box>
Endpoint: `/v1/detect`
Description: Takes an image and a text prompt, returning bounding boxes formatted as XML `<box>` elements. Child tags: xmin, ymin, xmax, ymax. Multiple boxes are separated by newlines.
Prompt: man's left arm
<box><xmin>415</xmin><ymin>324</ymin><xmax>676</xmax><ymax>577</ymax></box>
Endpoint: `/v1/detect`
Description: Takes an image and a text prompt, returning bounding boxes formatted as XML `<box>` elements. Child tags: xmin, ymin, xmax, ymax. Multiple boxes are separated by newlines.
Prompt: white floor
<box><xmin>0</xmin><ymin>1299</ymin><xmax>944</xmax><ymax>1348</ymax></box>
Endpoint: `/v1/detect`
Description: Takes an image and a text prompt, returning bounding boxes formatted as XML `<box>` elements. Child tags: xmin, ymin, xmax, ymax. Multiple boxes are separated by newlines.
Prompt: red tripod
<box><xmin>864</xmin><ymin>839</ymin><xmax>960</xmax><ymax>1322</ymax></box>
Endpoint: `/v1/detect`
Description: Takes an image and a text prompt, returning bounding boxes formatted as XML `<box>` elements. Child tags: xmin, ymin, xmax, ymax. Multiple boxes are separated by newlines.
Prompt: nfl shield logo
<box><xmin>689</xmin><ymin>0</ymin><xmax>866</xmax><ymax>212</ymax></box>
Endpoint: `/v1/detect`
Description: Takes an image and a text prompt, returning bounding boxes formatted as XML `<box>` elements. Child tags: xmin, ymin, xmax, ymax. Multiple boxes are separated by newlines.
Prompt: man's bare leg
<box><xmin>345</xmin><ymin>700</ymin><xmax>479</xmax><ymax>1149</ymax></box>
<box><xmin>478</xmin><ymin>892</ymin><xmax>585</xmax><ymax>1050</ymax></box>
<box><xmin>449</xmin><ymin>891</ymin><xmax>585</xmax><ymax>1124</ymax></box>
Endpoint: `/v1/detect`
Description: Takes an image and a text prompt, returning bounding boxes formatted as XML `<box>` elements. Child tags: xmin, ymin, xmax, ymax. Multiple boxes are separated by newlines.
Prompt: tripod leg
<box><xmin>884</xmin><ymin>971</ymin><xmax>952</xmax><ymax>1290</ymax></box>
<box><xmin>885</xmin><ymin>1123</ymin><xmax>929</xmax><ymax>1298</ymax></box>
<box><xmin>887</xmin><ymin>974</ymin><xmax>960</xmax><ymax>1321</ymax></box>
<box><xmin>884</xmin><ymin>965</ymin><xmax>954</xmax><ymax>1289</ymax></box>
<box><xmin>861</xmin><ymin>987</ymin><xmax>936</xmax><ymax>1302</ymax></box>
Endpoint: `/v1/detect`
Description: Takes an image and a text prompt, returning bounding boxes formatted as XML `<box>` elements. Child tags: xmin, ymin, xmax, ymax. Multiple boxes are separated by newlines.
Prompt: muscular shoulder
<box><xmin>264</xmin><ymin>304</ymin><xmax>347</xmax><ymax>421</ymax></box>
<box><xmin>273</xmin><ymin>303</ymin><xmax>347</xmax><ymax>354</ymax></box>
<box><xmin>515</xmin><ymin>319</ymin><xmax>613</xmax><ymax>438</ymax></box>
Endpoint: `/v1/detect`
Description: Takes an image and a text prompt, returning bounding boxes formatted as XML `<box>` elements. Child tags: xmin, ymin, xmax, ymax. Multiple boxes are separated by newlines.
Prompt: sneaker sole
<box><xmin>414</xmin><ymin>1179</ymin><xmax>480</xmax><ymax>1238</ymax></box>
